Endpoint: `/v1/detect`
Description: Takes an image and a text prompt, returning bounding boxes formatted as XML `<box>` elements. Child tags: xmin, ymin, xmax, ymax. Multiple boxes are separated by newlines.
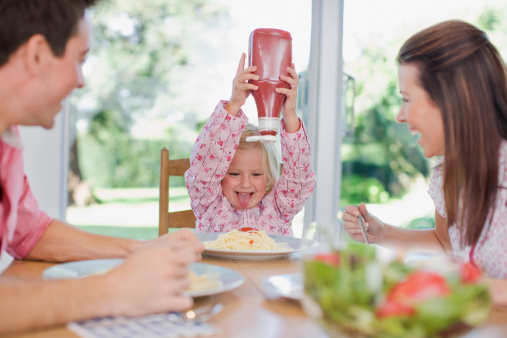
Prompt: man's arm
<box><xmin>26</xmin><ymin>220</ymin><xmax>203</xmax><ymax>263</ymax></box>
<box><xmin>0</xmin><ymin>272</ymin><xmax>112</xmax><ymax>334</ymax></box>
<box><xmin>1</xmin><ymin>242</ymin><xmax>200</xmax><ymax>335</ymax></box>
<box><xmin>25</xmin><ymin>219</ymin><xmax>145</xmax><ymax>262</ymax></box>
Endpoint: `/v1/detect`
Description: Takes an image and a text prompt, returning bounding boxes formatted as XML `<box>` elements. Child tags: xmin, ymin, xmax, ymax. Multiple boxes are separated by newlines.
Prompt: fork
<box><xmin>357</xmin><ymin>213</ymin><xmax>370</xmax><ymax>245</ymax></box>
<box><xmin>170</xmin><ymin>303</ymin><xmax>223</xmax><ymax>324</ymax></box>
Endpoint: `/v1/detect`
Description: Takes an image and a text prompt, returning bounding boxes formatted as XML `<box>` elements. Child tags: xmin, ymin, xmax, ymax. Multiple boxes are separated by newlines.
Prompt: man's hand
<box><xmin>104</xmin><ymin>241</ymin><xmax>201</xmax><ymax>316</ymax></box>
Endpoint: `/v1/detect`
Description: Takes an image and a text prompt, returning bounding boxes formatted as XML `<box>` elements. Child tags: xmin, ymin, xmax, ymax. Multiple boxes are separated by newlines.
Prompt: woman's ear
<box><xmin>23</xmin><ymin>34</ymin><xmax>52</xmax><ymax>75</ymax></box>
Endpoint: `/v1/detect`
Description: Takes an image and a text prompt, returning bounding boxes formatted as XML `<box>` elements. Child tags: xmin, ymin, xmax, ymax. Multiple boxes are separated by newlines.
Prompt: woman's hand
<box><xmin>484</xmin><ymin>278</ymin><xmax>507</xmax><ymax>309</ymax></box>
<box><xmin>343</xmin><ymin>202</ymin><xmax>386</xmax><ymax>244</ymax></box>
<box><xmin>224</xmin><ymin>53</ymin><xmax>258</xmax><ymax>117</ymax></box>
<box><xmin>276</xmin><ymin>64</ymin><xmax>300</xmax><ymax>133</ymax></box>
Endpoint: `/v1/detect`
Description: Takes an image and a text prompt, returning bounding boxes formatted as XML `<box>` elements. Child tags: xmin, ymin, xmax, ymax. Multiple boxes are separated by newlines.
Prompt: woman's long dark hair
<box><xmin>397</xmin><ymin>20</ymin><xmax>507</xmax><ymax>246</ymax></box>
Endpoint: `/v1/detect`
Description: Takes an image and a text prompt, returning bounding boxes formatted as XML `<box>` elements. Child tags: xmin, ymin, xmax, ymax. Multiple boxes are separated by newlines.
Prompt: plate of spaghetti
<box><xmin>197</xmin><ymin>229</ymin><xmax>317</xmax><ymax>260</ymax></box>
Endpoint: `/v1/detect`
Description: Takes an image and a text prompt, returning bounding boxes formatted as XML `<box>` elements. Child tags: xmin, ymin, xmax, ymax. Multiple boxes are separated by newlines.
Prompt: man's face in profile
<box><xmin>31</xmin><ymin>13</ymin><xmax>91</xmax><ymax>129</ymax></box>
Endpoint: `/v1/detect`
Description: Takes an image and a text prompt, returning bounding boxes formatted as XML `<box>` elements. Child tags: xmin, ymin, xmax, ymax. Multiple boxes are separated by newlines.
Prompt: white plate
<box><xmin>183</xmin><ymin>262</ymin><xmax>244</xmax><ymax>297</ymax></box>
<box><xmin>197</xmin><ymin>232</ymin><xmax>317</xmax><ymax>260</ymax></box>
<box><xmin>42</xmin><ymin>259</ymin><xmax>244</xmax><ymax>298</ymax></box>
<box><xmin>262</xmin><ymin>273</ymin><xmax>303</xmax><ymax>300</ymax></box>
<box><xmin>42</xmin><ymin>258</ymin><xmax>124</xmax><ymax>279</ymax></box>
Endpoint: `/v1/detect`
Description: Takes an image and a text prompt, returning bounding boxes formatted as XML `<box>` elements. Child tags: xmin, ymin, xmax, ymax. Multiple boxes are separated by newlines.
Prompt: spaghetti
<box><xmin>188</xmin><ymin>271</ymin><xmax>222</xmax><ymax>292</ymax></box>
<box><xmin>204</xmin><ymin>229</ymin><xmax>292</xmax><ymax>251</ymax></box>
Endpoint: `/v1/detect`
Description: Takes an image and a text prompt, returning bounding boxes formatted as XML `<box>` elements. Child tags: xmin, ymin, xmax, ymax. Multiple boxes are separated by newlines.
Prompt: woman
<box><xmin>343</xmin><ymin>20</ymin><xmax>507</xmax><ymax>307</ymax></box>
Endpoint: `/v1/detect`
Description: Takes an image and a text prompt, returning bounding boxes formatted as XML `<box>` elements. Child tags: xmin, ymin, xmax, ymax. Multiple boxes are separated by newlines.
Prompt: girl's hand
<box><xmin>224</xmin><ymin>53</ymin><xmax>258</xmax><ymax>117</ymax></box>
<box><xmin>342</xmin><ymin>202</ymin><xmax>385</xmax><ymax>244</ymax></box>
<box><xmin>276</xmin><ymin>64</ymin><xmax>300</xmax><ymax>133</ymax></box>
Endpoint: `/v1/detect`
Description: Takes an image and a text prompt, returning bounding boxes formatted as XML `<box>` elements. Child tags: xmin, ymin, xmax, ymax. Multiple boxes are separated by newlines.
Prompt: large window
<box><xmin>341</xmin><ymin>0</ymin><xmax>507</xmax><ymax>229</ymax></box>
<box><xmin>65</xmin><ymin>0</ymin><xmax>312</xmax><ymax>239</ymax></box>
<box><xmin>22</xmin><ymin>0</ymin><xmax>507</xmax><ymax>240</ymax></box>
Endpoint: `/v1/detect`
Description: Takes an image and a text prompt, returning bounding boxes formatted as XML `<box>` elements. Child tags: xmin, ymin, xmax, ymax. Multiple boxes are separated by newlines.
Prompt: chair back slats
<box><xmin>169</xmin><ymin>210</ymin><xmax>197</xmax><ymax>228</ymax></box>
<box><xmin>169</xmin><ymin>159</ymin><xmax>190</xmax><ymax>176</ymax></box>
<box><xmin>158</xmin><ymin>147</ymin><xmax>196</xmax><ymax>236</ymax></box>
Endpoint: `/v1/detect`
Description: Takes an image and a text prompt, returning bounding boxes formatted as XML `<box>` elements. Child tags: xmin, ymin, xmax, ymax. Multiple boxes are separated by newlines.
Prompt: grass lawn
<box><xmin>67</xmin><ymin>185</ymin><xmax>307</xmax><ymax>239</ymax></box>
<box><xmin>67</xmin><ymin>183</ymin><xmax>434</xmax><ymax>240</ymax></box>
<box><xmin>76</xmin><ymin>225</ymin><xmax>159</xmax><ymax>240</ymax></box>
<box><xmin>67</xmin><ymin>186</ymin><xmax>191</xmax><ymax>240</ymax></box>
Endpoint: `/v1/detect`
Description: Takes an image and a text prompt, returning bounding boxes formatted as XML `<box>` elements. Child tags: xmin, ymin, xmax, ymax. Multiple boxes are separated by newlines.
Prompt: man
<box><xmin>0</xmin><ymin>0</ymin><xmax>203</xmax><ymax>334</ymax></box>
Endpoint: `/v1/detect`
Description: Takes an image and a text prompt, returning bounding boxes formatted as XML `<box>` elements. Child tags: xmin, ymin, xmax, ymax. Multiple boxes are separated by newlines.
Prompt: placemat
<box><xmin>67</xmin><ymin>312</ymin><xmax>221</xmax><ymax>338</ymax></box>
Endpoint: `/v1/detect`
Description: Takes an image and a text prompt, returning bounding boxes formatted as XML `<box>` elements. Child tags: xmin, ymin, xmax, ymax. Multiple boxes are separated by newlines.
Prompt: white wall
<box><xmin>18</xmin><ymin>100</ymin><xmax>69</xmax><ymax>220</ymax></box>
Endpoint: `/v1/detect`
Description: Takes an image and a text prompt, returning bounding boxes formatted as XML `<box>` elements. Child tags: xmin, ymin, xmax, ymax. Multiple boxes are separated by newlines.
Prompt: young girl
<box><xmin>185</xmin><ymin>53</ymin><xmax>316</xmax><ymax>236</ymax></box>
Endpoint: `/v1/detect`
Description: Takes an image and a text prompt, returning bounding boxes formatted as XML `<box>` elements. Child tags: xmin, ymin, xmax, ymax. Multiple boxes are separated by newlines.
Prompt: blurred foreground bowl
<box><xmin>302</xmin><ymin>242</ymin><xmax>491</xmax><ymax>338</ymax></box>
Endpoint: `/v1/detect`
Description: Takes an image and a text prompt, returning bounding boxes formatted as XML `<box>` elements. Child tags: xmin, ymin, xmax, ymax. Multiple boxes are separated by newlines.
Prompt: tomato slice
<box><xmin>313</xmin><ymin>253</ymin><xmax>340</xmax><ymax>266</ymax></box>
<box><xmin>387</xmin><ymin>271</ymin><xmax>451</xmax><ymax>305</ymax></box>
<box><xmin>376</xmin><ymin>300</ymin><xmax>415</xmax><ymax>318</ymax></box>
<box><xmin>240</xmin><ymin>227</ymin><xmax>254</xmax><ymax>232</ymax></box>
<box><xmin>377</xmin><ymin>271</ymin><xmax>450</xmax><ymax>318</ymax></box>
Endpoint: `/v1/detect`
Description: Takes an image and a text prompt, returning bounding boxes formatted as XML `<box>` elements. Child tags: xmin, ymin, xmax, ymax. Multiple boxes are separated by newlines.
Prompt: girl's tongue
<box><xmin>237</xmin><ymin>192</ymin><xmax>251</xmax><ymax>208</ymax></box>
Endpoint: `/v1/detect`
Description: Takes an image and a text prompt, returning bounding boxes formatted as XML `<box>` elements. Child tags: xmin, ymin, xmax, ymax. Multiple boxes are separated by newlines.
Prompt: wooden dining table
<box><xmin>3</xmin><ymin>253</ymin><xmax>507</xmax><ymax>338</ymax></box>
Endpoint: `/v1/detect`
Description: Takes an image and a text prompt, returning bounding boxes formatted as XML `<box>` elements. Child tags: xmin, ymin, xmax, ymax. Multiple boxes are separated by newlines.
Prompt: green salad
<box><xmin>303</xmin><ymin>242</ymin><xmax>491</xmax><ymax>338</ymax></box>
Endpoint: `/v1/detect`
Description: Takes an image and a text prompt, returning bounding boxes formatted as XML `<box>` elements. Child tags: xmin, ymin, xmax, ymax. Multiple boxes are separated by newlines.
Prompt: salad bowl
<box><xmin>302</xmin><ymin>242</ymin><xmax>491</xmax><ymax>337</ymax></box>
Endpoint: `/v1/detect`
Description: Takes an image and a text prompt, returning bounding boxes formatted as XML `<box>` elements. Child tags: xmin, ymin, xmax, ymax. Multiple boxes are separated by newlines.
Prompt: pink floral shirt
<box><xmin>0</xmin><ymin>127</ymin><xmax>52</xmax><ymax>261</ymax></box>
<box><xmin>428</xmin><ymin>141</ymin><xmax>507</xmax><ymax>278</ymax></box>
<box><xmin>185</xmin><ymin>101</ymin><xmax>316</xmax><ymax>236</ymax></box>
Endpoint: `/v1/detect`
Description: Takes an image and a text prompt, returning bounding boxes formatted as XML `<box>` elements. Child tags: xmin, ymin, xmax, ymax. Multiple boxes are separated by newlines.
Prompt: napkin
<box><xmin>67</xmin><ymin>312</ymin><xmax>221</xmax><ymax>338</ymax></box>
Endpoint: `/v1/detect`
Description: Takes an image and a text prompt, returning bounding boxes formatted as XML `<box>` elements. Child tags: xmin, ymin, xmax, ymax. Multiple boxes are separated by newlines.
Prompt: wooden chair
<box><xmin>158</xmin><ymin>147</ymin><xmax>197</xmax><ymax>236</ymax></box>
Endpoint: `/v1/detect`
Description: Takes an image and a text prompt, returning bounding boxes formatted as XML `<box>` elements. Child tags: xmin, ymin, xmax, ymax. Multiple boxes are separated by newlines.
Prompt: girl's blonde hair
<box><xmin>238</xmin><ymin>123</ymin><xmax>280</xmax><ymax>194</ymax></box>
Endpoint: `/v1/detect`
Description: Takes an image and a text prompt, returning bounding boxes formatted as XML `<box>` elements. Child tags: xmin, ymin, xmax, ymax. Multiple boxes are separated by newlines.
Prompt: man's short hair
<box><xmin>0</xmin><ymin>0</ymin><xmax>98</xmax><ymax>67</ymax></box>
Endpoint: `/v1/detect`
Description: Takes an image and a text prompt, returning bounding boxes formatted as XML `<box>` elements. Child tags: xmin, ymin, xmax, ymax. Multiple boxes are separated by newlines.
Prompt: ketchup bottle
<box><xmin>247</xmin><ymin>28</ymin><xmax>292</xmax><ymax>143</ymax></box>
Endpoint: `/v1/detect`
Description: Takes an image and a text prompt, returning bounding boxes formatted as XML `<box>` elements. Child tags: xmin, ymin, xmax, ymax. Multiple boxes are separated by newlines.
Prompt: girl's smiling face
<box><xmin>221</xmin><ymin>148</ymin><xmax>268</xmax><ymax>210</ymax></box>
<box><xmin>396</xmin><ymin>63</ymin><xmax>445</xmax><ymax>158</ymax></box>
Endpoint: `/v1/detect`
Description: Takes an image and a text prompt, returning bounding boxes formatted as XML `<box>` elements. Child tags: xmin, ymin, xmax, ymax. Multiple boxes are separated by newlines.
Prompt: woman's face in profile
<box><xmin>396</xmin><ymin>63</ymin><xmax>445</xmax><ymax>158</ymax></box>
